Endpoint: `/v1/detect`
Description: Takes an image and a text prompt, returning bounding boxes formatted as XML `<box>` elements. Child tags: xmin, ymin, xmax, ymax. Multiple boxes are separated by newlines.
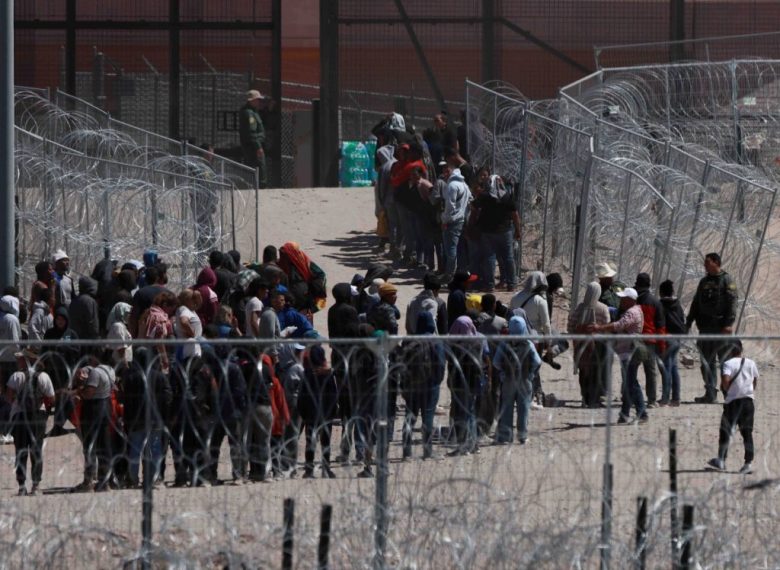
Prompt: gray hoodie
<box><xmin>0</xmin><ymin>295</ymin><xmax>21</xmax><ymax>362</ymax></box>
<box><xmin>68</xmin><ymin>276</ymin><xmax>100</xmax><ymax>340</ymax></box>
<box><xmin>29</xmin><ymin>300</ymin><xmax>53</xmax><ymax>341</ymax></box>
<box><xmin>442</xmin><ymin>168</ymin><xmax>472</xmax><ymax>225</ymax></box>
<box><xmin>375</xmin><ymin>145</ymin><xmax>397</xmax><ymax>214</ymax></box>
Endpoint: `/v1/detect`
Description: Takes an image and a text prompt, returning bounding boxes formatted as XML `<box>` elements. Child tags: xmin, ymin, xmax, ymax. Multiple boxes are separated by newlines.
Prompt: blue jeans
<box><xmin>621</xmin><ymin>352</ymin><xmax>647</xmax><ymax>419</ymax></box>
<box><xmin>481</xmin><ymin>229</ymin><xmax>517</xmax><ymax>289</ymax></box>
<box><xmin>443</xmin><ymin>219</ymin><xmax>464</xmax><ymax>277</ymax></box>
<box><xmin>127</xmin><ymin>428</ymin><xmax>164</xmax><ymax>485</ymax></box>
<box><xmin>662</xmin><ymin>341</ymin><xmax>681</xmax><ymax>402</ymax></box>
<box><xmin>496</xmin><ymin>371</ymin><xmax>532</xmax><ymax>442</ymax></box>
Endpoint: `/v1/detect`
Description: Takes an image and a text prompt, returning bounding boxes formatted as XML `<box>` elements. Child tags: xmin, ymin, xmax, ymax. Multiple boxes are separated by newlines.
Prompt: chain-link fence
<box><xmin>2</xmin><ymin>332</ymin><xmax>779</xmax><ymax>568</ymax></box>
<box><xmin>14</xmin><ymin>89</ymin><xmax>253</xmax><ymax>294</ymax></box>
<box><xmin>467</xmin><ymin>59</ymin><xmax>780</xmax><ymax>338</ymax></box>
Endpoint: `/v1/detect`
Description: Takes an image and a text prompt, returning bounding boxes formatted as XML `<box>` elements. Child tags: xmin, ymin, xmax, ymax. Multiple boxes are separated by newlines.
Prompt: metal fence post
<box><xmin>635</xmin><ymin>497</ymin><xmax>648</xmax><ymax>570</ymax></box>
<box><xmin>680</xmin><ymin>505</ymin><xmax>695</xmax><ymax>570</ymax></box>
<box><xmin>140</xmin><ymin>365</ymin><xmax>154</xmax><ymax>570</ymax></box>
<box><xmin>318</xmin><ymin>504</ymin><xmax>333</xmax><ymax>570</ymax></box>
<box><xmin>373</xmin><ymin>334</ymin><xmax>390</xmax><ymax>570</ymax></box>
<box><xmin>516</xmin><ymin>110</ymin><xmax>531</xmax><ymax>279</ymax></box>
<box><xmin>571</xmin><ymin>154</ymin><xmax>594</xmax><ymax>308</ymax></box>
<box><xmin>600</xmin><ymin>337</ymin><xmax>615</xmax><ymax>570</ymax></box>
<box><xmin>669</xmin><ymin>429</ymin><xmax>680</xmax><ymax>568</ymax></box>
<box><xmin>616</xmin><ymin>172</ymin><xmax>633</xmax><ymax>275</ymax></box>
<box><xmin>282</xmin><ymin>498</ymin><xmax>295</xmax><ymax>570</ymax></box>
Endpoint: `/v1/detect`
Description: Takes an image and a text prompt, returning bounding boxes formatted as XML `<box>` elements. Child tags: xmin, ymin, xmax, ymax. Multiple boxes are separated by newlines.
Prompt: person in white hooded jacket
<box><xmin>441</xmin><ymin>168</ymin><xmax>472</xmax><ymax>280</ymax></box>
<box><xmin>0</xmin><ymin>294</ymin><xmax>22</xmax><ymax>390</ymax></box>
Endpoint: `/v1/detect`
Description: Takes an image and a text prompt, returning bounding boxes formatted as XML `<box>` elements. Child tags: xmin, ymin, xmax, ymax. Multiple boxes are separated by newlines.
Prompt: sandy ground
<box><xmin>3</xmin><ymin>187</ymin><xmax>780</xmax><ymax>568</ymax></box>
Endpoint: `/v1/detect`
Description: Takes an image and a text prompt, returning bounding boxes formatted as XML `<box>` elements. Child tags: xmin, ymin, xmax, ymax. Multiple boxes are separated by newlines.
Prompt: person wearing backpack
<box><xmin>659</xmin><ymin>280</ymin><xmax>686</xmax><ymax>407</ymax></box>
<box><xmin>7</xmin><ymin>351</ymin><xmax>55</xmax><ymax>496</ymax></box>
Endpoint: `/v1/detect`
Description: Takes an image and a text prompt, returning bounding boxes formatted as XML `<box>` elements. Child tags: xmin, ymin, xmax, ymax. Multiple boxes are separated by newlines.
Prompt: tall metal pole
<box><xmin>0</xmin><ymin>0</ymin><xmax>15</xmax><ymax>290</ymax></box>
<box><xmin>169</xmin><ymin>0</ymin><xmax>181</xmax><ymax>141</ymax></box>
<box><xmin>319</xmin><ymin>0</ymin><xmax>340</xmax><ymax>187</ymax></box>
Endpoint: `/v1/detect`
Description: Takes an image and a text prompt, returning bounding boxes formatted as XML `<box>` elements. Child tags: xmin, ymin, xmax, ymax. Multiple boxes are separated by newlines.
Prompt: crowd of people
<box><xmin>0</xmin><ymin>106</ymin><xmax>754</xmax><ymax>493</ymax></box>
<box><xmin>0</xmin><ymin>230</ymin><xmax>756</xmax><ymax>496</ymax></box>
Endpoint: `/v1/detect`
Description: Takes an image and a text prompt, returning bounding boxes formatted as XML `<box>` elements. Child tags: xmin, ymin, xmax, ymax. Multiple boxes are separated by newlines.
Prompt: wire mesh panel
<box><xmin>13</xmin><ymin>90</ymin><xmax>250</xmax><ymax>292</ymax></box>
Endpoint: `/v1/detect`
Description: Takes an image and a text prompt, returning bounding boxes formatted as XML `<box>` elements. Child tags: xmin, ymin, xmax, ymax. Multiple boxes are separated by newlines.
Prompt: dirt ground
<box><xmin>2</xmin><ymin>187</ymin><xmax>779</xmax><ymax>569</ymax></box>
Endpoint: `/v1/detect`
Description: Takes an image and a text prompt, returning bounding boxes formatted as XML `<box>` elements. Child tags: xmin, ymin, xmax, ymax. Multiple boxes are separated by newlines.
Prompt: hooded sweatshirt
<box><xmin>509</xmin><ymin>272</ymin><xmax>551</xmax><ymax>335</ymax></box>
<box><xmin>375</xmin><ymin>145</ymin><xmax>397</xmax><ymax>214</ymax></box>
<box><xmin>28</xmin><ymin>300</ymin><xmax>54</xmax><ymax>341</ymax></box>
<box><xmin>328</xmin><ymin>283</ymin><xmax>359</xmax><ymax>339</ymax></box>
<box><xmin>493</xmin><ymin>316</ymin><xmax>542</xmax><ymax>379</ymax></box>
<box><xmin>0</xmin><ymin>295</ymin><xmax>21</xmax><ymax>362</ymax></box>
<box><xmin>194</xmin><ymin>267</ymin><xmax>220</xmax><ymax>326</ymax></box>
<box><xmin>441</xmin><ymin>168</ymin><xmax>472</xmax><ymax>225</ymax></box>
<box><xmin>68</xmin><ymin>276</ymin><xmax>100</xmax><ymax>340</ymax></box>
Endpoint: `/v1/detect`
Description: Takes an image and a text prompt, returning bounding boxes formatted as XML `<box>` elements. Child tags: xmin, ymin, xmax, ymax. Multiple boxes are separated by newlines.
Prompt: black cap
<box><xmin>635</xmin><ymin>272</ymin><xmax>651</xmax><ymax>288</ymax></box>
<box><xmin>423</xmin><ymin>272</ymin><xmax>441</xmax><ymax>290</ymax></box>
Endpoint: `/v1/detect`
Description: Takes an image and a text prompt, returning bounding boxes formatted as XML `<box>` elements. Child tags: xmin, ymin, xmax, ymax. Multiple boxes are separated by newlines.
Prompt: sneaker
<box><xmin>46</xmin><ymin>425</ymin><xmax>70</xmax><ymax>438</ymax></box>
<box><xmin>670</xmin><ymin>400</ymin><xmax>681</xmax><ymax>407</ymax></box>
<box><xmin>617</xmin><ymin>415</ymin><xmax>631</xmax><ymax>425</ymax></box>
<box><xmin>695</xmin><ymin>394</ymin><xmax>717</xmax><ymax>404</ymax></box>
<box><xmin>530</xmin><ymin>402</ymin><xmax>544</xmax><ymax>410</ymax></box>
<box><xmin>638</xmin><ymin>413</ymin><xmax>649</xmax><ymax>424</ymax></box>
<box><xmin>739</xmin><ymin>463</ymin><xmax>753</xmax><ymax>475</ymax></box>
<box><xmin>646</xmin><ymin>402</ymin><xmax>657</xmax><ymax>409</ymax></box>
<box><xmin>73</xmin><ymin>480</ymin><xmax>95</xmax><ymax>493</ymax></box>
<box><xmin>657</xmin><ymin>399</ymin><xmax>670</xmax><ymax>407</ymax></box>
<box><xmin>706</xmin><ymin>457</ymin><xmax>725</xmax><ymax>471</ymax></box>
<box><xmin>302</xmin><ymin>469</ymin><xmax>315</xmax><ymax>479</ymax></box>
<box><xmin>17</xmin><ymin>486</ymin><xmax>27</xmax><ymax>496</ymax></box>
<box><xmin>357</xmin><ymin>467</ymin><xmax>374</xmax><ymax>478</ymax></box>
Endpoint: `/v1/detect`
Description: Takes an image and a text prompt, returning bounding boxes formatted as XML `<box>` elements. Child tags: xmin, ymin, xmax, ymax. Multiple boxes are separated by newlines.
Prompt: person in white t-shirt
<box><xmin>174</xmin><ymin>290</ymin><xmax>203</xmax><ymax>360</ymax></box>
<box><xmin>706</xmin><ymin>340</ymin><xmax>758</xmax><ymax>474</ymax></box>
<box><xmin>7</xmin><ymin>352</ymin><xmax>55</xmax><ymax>496</ymax></box>
<box><xmin>244</xmin><ymin>278</ymin><xmax>269</xmax><ymax>338</ymax></box>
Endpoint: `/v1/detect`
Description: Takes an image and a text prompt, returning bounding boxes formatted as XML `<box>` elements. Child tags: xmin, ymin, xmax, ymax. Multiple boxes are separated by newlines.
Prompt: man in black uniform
<box><xmin>239</xmin><ymin>89</ymin><xmax>267</xmax><ymax>189</ymax></box>
<box><xmin>686</xmin><ymin>252</ymin><xmax>738</xmax><ymax>403</ymax></box>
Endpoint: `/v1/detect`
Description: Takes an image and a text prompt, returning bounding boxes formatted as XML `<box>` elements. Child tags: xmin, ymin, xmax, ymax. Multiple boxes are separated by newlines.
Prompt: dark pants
<box><xmin>718</xmin><ymin>398</ymin><xmax>755</xmax><ymax>464</ymax></box>
<box><xmin>698</xmin><ymin>335</ymin><xmax>731</xmax><ymax>399</ymax></box>
<box><xmin>171</xmin><ymin>417</ymin><xmax>210</xmax><ymax>485</ymax></box>
<box><xmin>304</xmin><ymin>421</ymin><xmax>332</xmax><ymax>470</ymax></box>
<box><xmin>12</xmin><ymin>412</ymin><xmax>46</xmax><ymax>485</ymax></box>
<box><xmin>282</xmin><ymin>413</ymin><xmax>301</xmax><ymax>472</ymax></box>
<box><xmin>209</xmin><ymin>418</ymin><xmax>246</xmax><ymax>482</ymax></box>
<box><xmin>451</xmin><ymin>385</ymin><xmax>476</xmax><ymax>452</ymax></box>
<box><xmin>577</xmin><ymin>343</ymin><xmax>606</xmax><ymax>407</ymax></box>
<box><xmin>81</xmin><ymin>398</ymin><xmax>112</xmax><ymax>485</ymax></box>
<box><xmin>476</xmin><ymin>376</ymin><xmax>499</xmax><ymax>436</ymax></box>
<box><xmin>242</xmin><ymin>149</ymin><xmax>267</xmax><ymax>189</ymax></box>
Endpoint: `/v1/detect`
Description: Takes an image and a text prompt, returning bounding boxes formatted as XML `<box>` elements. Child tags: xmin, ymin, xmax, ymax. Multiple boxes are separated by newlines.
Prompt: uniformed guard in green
<box><xmin>686</xmin><ymin>252</ymin><xmax>738</xmax><ymax>403</ymax></box>
<box><xmin>239</xmin><ymin>89</ymin><xmax>267</xmax><ymax>188</ymax></box>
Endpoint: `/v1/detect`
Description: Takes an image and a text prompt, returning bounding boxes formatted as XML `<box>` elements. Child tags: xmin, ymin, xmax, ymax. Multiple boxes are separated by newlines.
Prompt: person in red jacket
<box><xmin>633</xmin><ymin>273</ymin><xmax>667</xmax><ymax>407</ymax></box>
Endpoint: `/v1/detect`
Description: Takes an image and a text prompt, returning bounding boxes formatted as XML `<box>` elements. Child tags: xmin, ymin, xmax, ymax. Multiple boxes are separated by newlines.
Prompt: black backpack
<box><xmin>17</xmin><ymin>372</ymin><xmax>42</xmax><ymax>417</ymax></box>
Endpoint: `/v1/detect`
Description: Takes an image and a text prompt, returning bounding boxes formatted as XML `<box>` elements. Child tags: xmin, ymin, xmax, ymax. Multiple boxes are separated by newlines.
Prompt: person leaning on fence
<box><xmin>588</xmin><ymin>287</ymin><xmax>648</xmax><ymax>425</ymax></box>
<box><xmin>239</xmin><ymin>89</ymin><xmax>267</xmax><ymax>189</ymax></box>
<box><xmin>685</xmin><ymin>252</ymin><xmax>738</xmax><ymax>404</ymax></box>
<box><xmin>493</xmin><ymin>316</ymin><xmax>541</xmax><ymax>445</ymax></box>
<box><xmin>658</xmin><ymin>280</ymin><xmax>686</xmax><ymax>407</ymax></box>
<box><xmin>567</xmin><ymin>282</ymin><xmax>611</xmax><ymax>408</ymax></box>
<box><xmin>7</xmin><ymin>351</ymin><xmax>55</xmax><ymax>496</ymax></box>
<box><xmin>706</xmin><ymin>340</ymin><xmax>757</xmax><ymax>475</ymax></box>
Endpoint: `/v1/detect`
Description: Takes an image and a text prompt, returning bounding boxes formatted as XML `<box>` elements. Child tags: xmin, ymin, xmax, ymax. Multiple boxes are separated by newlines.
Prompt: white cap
<box><xmin>246</xmin><ymin>89</ymin><xmax>263</xmax><ymax>101</ymax></box>
<box><xmin>616</xmin><ymin>287</ymin><xmax>638</xmax><ymax>300</ymax></box>
<box><xmin>51</xmin><ymin>249</ymin><xmax>69</xmax><ymax>264</ymax></box>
